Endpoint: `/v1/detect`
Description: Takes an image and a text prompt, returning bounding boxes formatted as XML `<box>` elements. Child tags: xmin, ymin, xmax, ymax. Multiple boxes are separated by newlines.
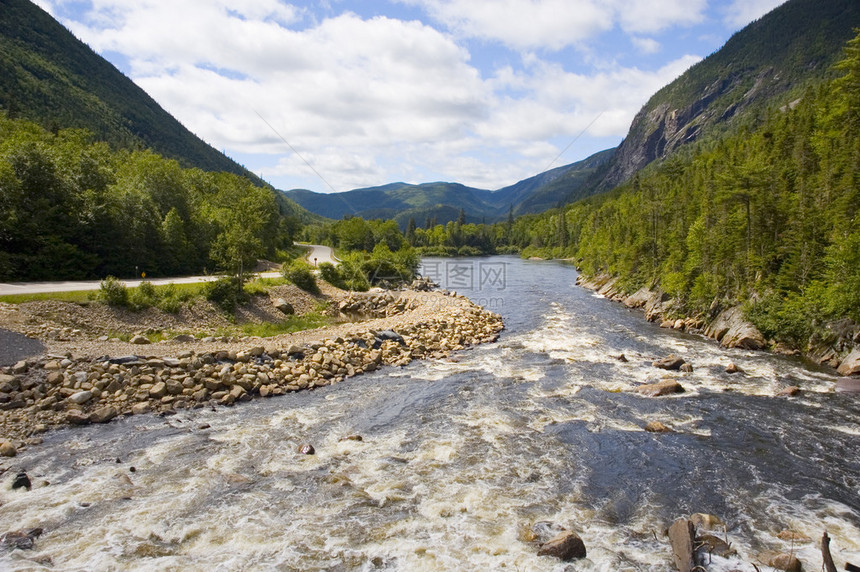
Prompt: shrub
<box><xmin>205</xmin><ymin>276</ymin><xmax>246</xmax><ymax>313</ymax></box>
<box><xmin>318</xmin><ymin>262</ymin><xmax>346</xmax><ymax>289</ymax></box>
<box><xmin>129</xmin><ymin>280</ymin><xmax>158</xmax><ymax>310</ymax></box>
<box><xmin>283</xmin><ymin>260</ymin><xmax>320</xmax><ymax>294</ymax></box>
<box><xmin>99</xmin><ymin>276</ymin><xmax>129</xmax><ymax>307</ymax></box>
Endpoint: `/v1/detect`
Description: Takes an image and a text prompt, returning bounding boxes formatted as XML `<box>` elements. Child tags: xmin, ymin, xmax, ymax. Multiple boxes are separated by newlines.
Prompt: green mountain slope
<box><xmin>0</xmin><ymin>0</ymin><xmax>259</xmax><ymax>182</ymax></box>
<box><xmin>284</xmin><ymin>148</ymin><xmax>615</xmax><ymax>225</ymax></box>
<box><xmin>596</xmin><ymin>0</ymin><xmax>860</xmax><ymax>189</ymax></box>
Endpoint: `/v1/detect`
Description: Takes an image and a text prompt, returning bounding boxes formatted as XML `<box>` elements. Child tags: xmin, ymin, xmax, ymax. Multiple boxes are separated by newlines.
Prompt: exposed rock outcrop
<box><xmin>705</xmin><ymin>306</ymin><xmax>766</xmax><ymax>350</ymax></box>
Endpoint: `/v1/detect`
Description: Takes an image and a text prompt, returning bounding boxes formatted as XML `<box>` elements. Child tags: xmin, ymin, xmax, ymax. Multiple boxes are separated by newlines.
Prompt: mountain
<box><xmin>0</xmin><ymin>0</ymin><xmax>260</xmax><ymax>183</ymax></box>
<box><xmin>284</xmin><ymin>148</ymin><xmax>614</xmax><ymax>226</ymax></box>
<box><xmin>595</xmin><ymin>0</ymin><xmax>860</xmax><ymax>190</ymax></box>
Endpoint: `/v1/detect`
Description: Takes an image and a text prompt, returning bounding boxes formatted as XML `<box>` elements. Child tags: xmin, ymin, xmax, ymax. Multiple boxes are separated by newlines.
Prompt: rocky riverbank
<box><xmin>0</xmin><ymin>288</ymin><xmax>503</xmax><ymax>451</ymax></box>
<box><xmin>576</xmin><ymin>273</ymin><xmax>860</xmax><ymax>378</ymax></box>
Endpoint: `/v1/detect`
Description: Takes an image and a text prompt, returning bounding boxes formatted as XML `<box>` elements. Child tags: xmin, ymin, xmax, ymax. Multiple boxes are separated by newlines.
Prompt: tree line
<box><xmin>0</xmin><ymin>116</ymin><xmax>299</xmax><ymax>281</ymax></box>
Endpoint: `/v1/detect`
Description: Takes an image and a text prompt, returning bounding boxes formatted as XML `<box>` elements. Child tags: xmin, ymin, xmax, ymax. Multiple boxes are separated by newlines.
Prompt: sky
<box><xmin>33</xmin><ymin>0</ymin><xmax>786</xmax><ymax>193</ymax></box>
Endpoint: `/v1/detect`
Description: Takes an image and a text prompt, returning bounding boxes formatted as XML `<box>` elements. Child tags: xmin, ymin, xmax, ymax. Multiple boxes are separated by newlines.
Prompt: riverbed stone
<box><xmin>777</xmin><ymin>385</ymin><xmax>801</xmax><ymax>397</ymax></box>
<box><xmin>149</xmin><ymin>381</ymin><xmax>167</xmax><ymax>398</ymax></box>
<box><xmin>706</xmin><ymin>306</ymin><xmax>766</xmax><ymax>350</ymax></box>
<box><xmin>68</xmin><ymin>390</ymin><xmax>93</xmax><ymax>405</ymax></box>
<box><xmin>635</xmin><ymin>379</ymin><xmax>685</xmax><ymax>397</ymax></box>
<box><xmin>129</xmin><ymin>334</ymin><xmax>151</xmax><ymax>345</ymax></box>
<box><xmin>652</xmin><ymin>355</ymin><xmax>686</xmax><ymax>370</ymax></box>
<box><xmin>769</xmin><ymin>553</ymin><xmax>803</xmax><ymax>572</ymax></box>
<box><xmin>837</xmin><ymin>349</ymin><xmax>860</xmax><ymax>376</ymax></box>
<box><xmin>537</xmin><ymin>530</ymin><xmax>586</xmax><ymax>561</ymax></box>
<box><xmin>644</xmin><ymin>421</ymin><xmax>673</xmax><ymax>433</ymax></box>
<box><xmin>726</xmin><ymin>362</ymin><xmax>742</xmax><ymax>374</ymax></box>
<box><xmin>696</xmin><ymin>534</ymin><xmax>736</xmax><ymax>558</ymax></box>
<box><xmin>0</xmin><ymin>441</ymin><xmax>17</xmax><ymax>457</ymax></box>
<box><xmin>668</xmin><ymin>518</ymin><xmax>696</xmax><ymax>572</ymax></box>
<box><xmin>690</xmin><ymin>513</ymin><xmax>724</xmax><ymax>531</ymax></box>
<box><xmin>89</xmin><ymin>405</ymin><xmax>118</xmax><ymax>424</ymax></box>
<box><xmin>835</xmin><ymin>377</ymin><xmax>860</xmax><ymax>394</ymax></box>
<box><xmin>297</xmin><ymin>443</ymin><xmax>315</xmax><ymax>455</ymax></box>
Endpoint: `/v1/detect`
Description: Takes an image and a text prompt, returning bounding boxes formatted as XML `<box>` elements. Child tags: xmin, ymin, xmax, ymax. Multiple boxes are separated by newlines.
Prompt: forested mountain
<box><xmin>508</xmin><ymin>30</ymin><xmax>860</xmax><ymax>353</ymax></box>
<box><xmin>284</xmin><ymin>148</ymin><xmax>614</xmax><ymax>226</ymax></box>
<box><xmin>595</xmin><ymin>0</ymin><xmax>860</xmax><ymax>190</ymax></box>
<box><xmin>0</xmin><ymin>0</ymin><xmax>261</xmax><ymax>183</ymax></box>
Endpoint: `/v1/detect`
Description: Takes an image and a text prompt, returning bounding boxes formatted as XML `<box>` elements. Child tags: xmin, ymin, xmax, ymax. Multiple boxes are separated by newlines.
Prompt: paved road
<box><xmin>0</xmin><ymin>244</ymin><xmax>337</xmax><ymax>296</ymax></box>
<box><xmin>299</xmin><ymin>243</ymin><xmax>339</xmax><ymax>267</ymax></box>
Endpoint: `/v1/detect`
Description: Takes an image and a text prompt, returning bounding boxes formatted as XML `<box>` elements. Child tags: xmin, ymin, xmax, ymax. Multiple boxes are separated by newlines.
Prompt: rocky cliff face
<box><xmin>594</xmin><ymin>0</ymin><xmax>860</xmax><ymax>191</ymax></box>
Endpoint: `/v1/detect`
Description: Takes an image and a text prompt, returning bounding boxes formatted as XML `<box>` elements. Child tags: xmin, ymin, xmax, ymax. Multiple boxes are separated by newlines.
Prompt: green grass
<box><xmin>244</xmin><ymin>276</ymin><xmax>288</xmax><ymax>295</ymax></box>
<box><xmin>0</xmin><ymin>290</ymin><xmax>97</xmax><ymax>304</ymax></box>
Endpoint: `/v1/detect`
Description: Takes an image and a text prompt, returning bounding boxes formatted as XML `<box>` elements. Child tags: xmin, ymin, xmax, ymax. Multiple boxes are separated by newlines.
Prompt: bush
<box><xmin>283</xmin><ymin>260</ymin><xmax>320</xmax><ymax>294</ymax></box>
<box><xmin>129</xmin><ymin>280</ymin><xmax>158</xmax><ymax>310</ymax></box>
<box><xmin>318</xmin><ymin>262</ymin><xmax>346</xmax><ymax>289</ymax></box>
<box><xmin>205</xmin><ymin>276</ymin><xmax>247</xmax><ymax>313</ymax></box>
<box><xmin>99</xmin><ymin>276</ymin><xmax>129</xmax><ymax>306</ymax></box>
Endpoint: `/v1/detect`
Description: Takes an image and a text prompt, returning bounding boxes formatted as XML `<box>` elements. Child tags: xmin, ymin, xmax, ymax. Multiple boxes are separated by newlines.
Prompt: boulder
<box><xmin>768</xmin><ymin>553</ymin><xmax>803</xmax><ymax>572</ymax></box>
<box><xmin>66</xmin><ymin>411</ymin><xmax>91</xmax><ymax>425</ymax></box>
<box><xmin>836</xmin><ymin>377</ymin><xmax>860</xmax><ymax>394</ymax></box>
<box><xmin>149</xmin><ymin>382</ymin><xmax>167</xmax><ymax>398</ymax></box>
<box><xmin>777</xmin><ymin>386</ymin><xmax>801</xmax><ymax>397</ymax></box>
<box><xmin>696</xmin><ymin>534</ymin><xmax>736</xmax><ymax>558</ymax></box>
<box><xmin>837</xmin><ymin>349</ymin><xmax>860</xmax><ymax>376</ymax></box>
<box><xmin>680</xmin><ymin>363</ymin><xmax>694</xmax><ymax>373</ymax></box>
<box><xmin>129</xmin><ymin>334</ymin><xmax>151</xmax><ymax>345</ymax></box>
<box><xmin>652</xmin><ymin>355</ymin><xmax>686</xmax><ymax>370</ymax></box>
<box><xmin>11</xmin><ymin>472</ymin><xmax>31</xmax><ymax>490</ymax></box>
<box><xmin>89</xmin><ymin>406</ymin><xmax>118</xmax><ymax>424</ymax></box>
<box><xmin>273</xmin><ymin>298</ymin><xmax>295</xmax><ymax>315</ymax></box>
<box><xmin>537</xmin><ymin>530</ymin><xmax>586</xmax><ymax>561</ymax></box>
<box><xmin>644</xmin><ymin>421</ymin><xmax>673</xmax><ymax>433</ymax></box>
<box><xmin>0</xmin><ymin>441</ymin><xmax>17</xmax><ymax>457</ymax></box>
<box><xmin>297</xmin><ymin>443</ymin><xmax>315</xmax><ymax>455</ymax></box>
<box><xmin>68</xmin><ymin>390</ymin><xmax>93</xmax><ymax>405</ymax></box>
<box><xmin>0</xmin><ymin>528</ymin><xmax>41</xmax><ymax>550</ymax></box>
<box><xmin>726</xmin><ymin>362</ymin><xmax>742</xmax><ymax>374</ymax></box>
<box><xmin>668</xmin><ymin>518</ymin><xmax>696</xmax><ymax>572</ymax></box>
<box><xmin>635</xmin><ymin>379</ymin><xmax>685</xmax><ymax>397</ymax></box>
<box><xmin>706</xmin><ymin>306</ymin><xmax>766</xmax><ymax>350</ymax></box>
<box><xmin>690</xmin><ymin>513</ymin><xmax>724</xmax><ymax>531</ymax></box>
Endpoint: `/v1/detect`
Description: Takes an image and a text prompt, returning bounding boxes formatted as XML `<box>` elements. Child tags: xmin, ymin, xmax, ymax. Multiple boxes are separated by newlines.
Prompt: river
<box><xmin>1</xmin><ymin>256</ymin><xmax>858</xmax><ymax>571</ymax></box>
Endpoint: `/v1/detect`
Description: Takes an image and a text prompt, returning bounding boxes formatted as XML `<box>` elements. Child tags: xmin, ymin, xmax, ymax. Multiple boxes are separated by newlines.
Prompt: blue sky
<box><xmin>34</xmin><ymin>0</ymin><xmax>786</xmax><ymax>193</ymax></box>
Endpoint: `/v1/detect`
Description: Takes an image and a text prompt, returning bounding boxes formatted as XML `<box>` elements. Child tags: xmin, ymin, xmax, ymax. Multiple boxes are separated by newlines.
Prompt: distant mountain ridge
<box><xmin>595</xmin><ymin>0</ymin><xmax>860</xmax><ymax>189</ymax></box>
<box><xmin>0</xmin><ymin>0</ymin><xmax>259</xmax><ymax>183</ymax></box>
<box><xmin>284</xmin><ymin>148</ymin><xmax>615</xmax><ymax>226</ymax></box>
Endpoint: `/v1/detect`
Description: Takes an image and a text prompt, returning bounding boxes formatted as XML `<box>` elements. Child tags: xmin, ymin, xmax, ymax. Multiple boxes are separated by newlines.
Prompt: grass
<box><xmin>0</xmin><ymin>290</ymin><xmax>98</xmax><ymax>304</ymax></box>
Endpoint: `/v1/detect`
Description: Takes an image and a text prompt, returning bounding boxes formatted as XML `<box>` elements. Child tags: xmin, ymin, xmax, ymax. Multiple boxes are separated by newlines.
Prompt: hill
<box><xmin>284</xmin><ymin>148</ymin><xmax>614</xmax><ymax>226</ymax></box>
<box><xmin>595</xmin><ymin>0</ymin><xmax>860</xmax><ymax>190</ymax></box>
<box><xmin>0</xmin><ymin>0</ymin><xmax>261</xmax><ymax>183</ymax></box>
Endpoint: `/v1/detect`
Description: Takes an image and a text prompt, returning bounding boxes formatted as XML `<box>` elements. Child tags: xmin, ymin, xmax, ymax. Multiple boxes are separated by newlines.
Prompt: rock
<box><xmin>12</xmin><ymin>472</ymin><xmax>31</xmax><ymax>490</ymax></box>
<box><xmin>616</xmin><ymin>354</ymin><xmax>629</xmax><ymax>363</ymax></box>
<box><xmin>690</xmin><ymin>513</ymin><xmax>724</xmax><ymax>531</ymax></box>
<box><xmin>0</xmin><ymin>528</ymin><xmax>42</xmax><ymax>550</ymax></box>
<box><xmin>777</xmin><ymin>385</ymin><xmax>801</xmax><ymax>397</ymax></box>
<box><xmin>635</xmin><ymin>379</ymin><xmax>685</xmax><ymax>397</ymax></box>
<box><xmin>769</xmin><ymin>553</ymin><xmax>803</xmax><ymax>572</ymax></box>
<box><xmin>836</xmin><ymin>377</ymin><xmax>860</xmax><ymax>393</ymax></box>
<box><xmin>172</xmin><ymin>334</ymin><xmax>195</xmax><ymax>342</ymax></box>
<box><xmin>89</xmin><ymin>406</ymin><xmax>118</xmax><ymax>424</ymax></box>
<box><xmin>131</xmin><ymin>402</ymin><xmax>151</xmax><ymax>415</ymax></box>
<box><xmin>537</xmin><ymin>530</ymin><xmax>586</xmax><ymax>561</ymax></box>
<box><xmin>726</xmin><ymin>362</ymin><xmax>742</xmax><ymax>374</ymax></box>
<box><xmin>680</xmin><ymin>363</ymin><xmax>694</xmax><ymax>373</ymax></box>
<box><xmin>668</xmin><ymin>518</ymin><xmax>696</xmax><ymax>572</ymax></box>
<box><xmin>706</xmin><ymin>306</ymin><xmax>766</xmax><ymax>350</ymax></box>
<box><xmin>0</xmin><ymin>441</ymin><xmax>17</xmax><ymax>457</ymax></box>
<box><xmin>837</xmin><ymin>349</ymin><xmax>860</xmax><ymax>376</ymax></box>
<box><xmin>66</xmin><ymin>410</ymin><xmax>91</xmax><ymax>425</ymax></box>
<box><xmin>11</xmin><ymin>360</ymin><xmax>28</xmax><ymax>374</ymax></box>
<box><xmin>339</xmin><ymin>435</ymin><xmax>363</xmax><ymax>442</ymax></box>
<box><xmin>696</xmin><ymin>534</ymin><xmax>736</xmax><ymax>558</ymax></box>
<box><xmin>129</xmin><ymin>334</ymin><xmax>151</xmax><ymax>345</ymax></box>
<box><xmin>652</xmin><ymin>355</ymin><xmax>686</xmax><ymax>370</ymax></box>
<box><xmin>644</xmin><ymin>421</ymin><xmax>673</xmax><ymax>433</ymax></box>
<box><xmin>777</xmin><ymin>530</ymin><xmax>809</xmax><ymax>542</ymax></box>
<box><xmin>273</xmin><ymin>298</ymin><xmax>295</xmax><ymax>315</ymax></box>
<box><xmin>68</xmin><ymin>390</ymin><xmax>93</xmax><ymax>405</ymax></box>
<box><xmin>297</xmin><ymin>443</ymin><xmax>315</xmax><ymax>455</ymax></box>
<box><xmin>149</xmin><ymin>381</ymin><xmax>167</xmax><ymax>398</ymax></box>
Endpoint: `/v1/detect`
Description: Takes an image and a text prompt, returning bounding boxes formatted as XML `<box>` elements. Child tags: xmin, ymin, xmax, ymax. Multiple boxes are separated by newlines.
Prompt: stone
<box><xmin>68</xmin><ymin>390</ymin><xmax>93</xmax><ymax>405</ymax></box>
<box><xmin>777</xmin><ymin>386</ymin><xmax>801</xmax><ymax>397</ymax></box>
<box><xmin>0</xmin><ymin>441</ymin><xmax>17</xmax><ymax>457</ymax></box>
<box><xmin>537</xmin><ymin>530</ymin><xmax>586</xmax><ymax>561</ymax></box>
<box><xmin>644</xmin><ymin>421</ymin><xmax>673</xmax><ymax>433</ymax></box>
<box><xmin>149</xmin><ymin>381</ymin><xmax>167</xmax><ymax>398</ymax></box>
<box><xmin>706</xmin><ymin>306</ymin><xmax>766</xmax><ymax>350</ymax></box>
<box><xmin>298</xmin><ymin>443</ymin><xmax>315</xmax><ymax>455</ymax></box>
<box><xmin>129</xmin><ymin>334</ymin><xmax>151</xmax><ymax>345</ymax></box>
<box><xmin>273</xmin><ymin>298</ymin><xmax>295</xmax><ymax>315</ymax></box>
<box><xmin>0</xmin><ymin>528</ymin><xmax>42</xmax><ymax>550</ymax></box>
<box><xmin>836</xmin><ymin>378</ymin><xmax>860</xmax><ymax>394</ymax></box>
<box><xmin>690</xmin><ymin>513</ymin><xmax>724</xmax><ymax>531</ymax></box>
<box><xmin>131</xmin><ymin>402</ymin><xmax>151</xmax><ymax>415</ymax></box>
<box><xmin>11</xmin><ymin>360</ymin><xmax>28</xmax><ymax>374</ymax></box>
<box><xmin>696</xmin><ymin>534</ymin><xmax>736</xmax><ymax>558</ymax></box>
<box><xmin>12</xmin><ymin>472</ymin><xmax>31</xmax><ymax>490</ymax></box>
<box><xmin>66</xmin><ymin>411</ymin><xmax>91</xmax><ymax>425</ymax></box>
<box><xmin>89</xmin><ymin>406</ymin><xmax>118</xmax><ymax>424</ymax></box>
<box><xmin>635</xmin><ymin>379</ymin><xmax>685</xmax><ymax>397</ymax></box>
<box><xmin>652</xmin><ymin>355</ymin><xmax>686</xmax><ymax>370</ymax></box>
<box><xmin>339</xmin><ymin>435</ymin><xmax>363</xmax><ymax>442</ymax></box>
<box><xmin>769</xmin><ymin>553</ymin><xmax>803</xmax><ymax>572</ymax></box>
<box><xmin>726</xmin><ymin>362</ymin><xmax>742</xmax><ymax>374</ymax></box>
<box><xmin>668</xmin><ymin>518</ymin><xmax>696</xmax><ymax>572</ymax></box>
<box><xmin>680</xmin><ymin>363</ymin><xmax>694</xmax><ymax>373</ymax></box>
<box><xmin>616</xmin><ymin>354</ymin><xmax>629</xmax><ymax>362</ymax></box>
<box><xmin>837</xmin><ymin>349</ymin><xmax>860</xmax><ymax>376</ymax></box>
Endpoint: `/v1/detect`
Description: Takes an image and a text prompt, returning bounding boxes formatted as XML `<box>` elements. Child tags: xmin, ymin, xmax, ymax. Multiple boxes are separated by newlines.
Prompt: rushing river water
<box><xmin>1</xmin><ymin>257</ymin><xmax>858</xmax><ymax>571</ymax></box>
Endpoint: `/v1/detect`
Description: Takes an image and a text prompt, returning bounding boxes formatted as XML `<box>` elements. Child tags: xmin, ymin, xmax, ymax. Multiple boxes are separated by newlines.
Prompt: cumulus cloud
<box><xmin>401</xmin><ymin>0</ymin><xmax>706</xmax><ymax>50</ymax></box>
<box><xmin>722</xmin><ymin>0</ymin><xmax>786</xmax><ymax>29</ymax></box>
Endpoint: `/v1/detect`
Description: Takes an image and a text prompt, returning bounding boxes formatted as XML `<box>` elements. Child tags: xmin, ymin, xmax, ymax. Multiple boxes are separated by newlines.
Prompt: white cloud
<box><xmin>401</xmin><ymin>0</ymin><xmax>706</xmax><ymax>50</ymax></box>
<box><xmin>722</xmin><ymin>0</ymin><xmax>786</xmax><ymax>29</ymax></box>
<box><xmin>632</xmin><ymin>37</ymin><xmax>661</xmax><ymax>54</ymax></box>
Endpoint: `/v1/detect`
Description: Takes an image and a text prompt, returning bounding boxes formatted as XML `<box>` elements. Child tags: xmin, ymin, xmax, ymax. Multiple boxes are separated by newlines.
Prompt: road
<box><xmin>0</xmin><ymin>244</ymin><xmax>338</xmax><ymax>296</ymax></box>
